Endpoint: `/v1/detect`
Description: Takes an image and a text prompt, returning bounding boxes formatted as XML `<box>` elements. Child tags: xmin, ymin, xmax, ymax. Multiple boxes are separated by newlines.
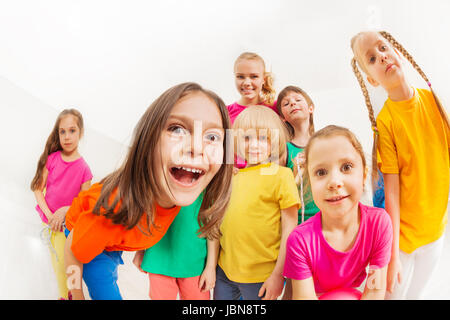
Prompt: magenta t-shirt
<box><xmin>283</xmin><ymin>203</ymin><xmax>393</xmax><ymax>294</ymax></box>
<box><xmin>227</xmin><ymin>101</ymin><xmax>279</xmax><ymax>125</ymax></box>
<box><xmin>36</xmin><ymin>151</ymin><xmax>93</xmax><ymax>224</ymax></box>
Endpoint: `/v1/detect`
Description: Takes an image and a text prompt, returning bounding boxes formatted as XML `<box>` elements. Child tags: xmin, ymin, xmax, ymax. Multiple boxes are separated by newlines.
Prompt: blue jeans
<box><xmin>64</xmin><ymin>228</ymin><xmax>124</xmax><ymax>300</ymax></box>
<box><xmin>214</xmin><ymin>266</ymin><xmax>263</xmax><ymax>300</ymax></box>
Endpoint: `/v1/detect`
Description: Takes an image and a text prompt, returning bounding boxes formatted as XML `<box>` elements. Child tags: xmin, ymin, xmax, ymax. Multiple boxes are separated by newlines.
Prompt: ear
<box><xmin>366</xmin><ymin>76</ymin><xmax>379</xmax><ymax>87</ymax></box>
<box><xmin>363</xmin><ymin>166</ymin><xmax>369</xmax><ymax>182</ymax></box>
<box><xmin>308</xmin><ymin>104</ymin><xmax>314</xmax><ymax>114</ymax></box>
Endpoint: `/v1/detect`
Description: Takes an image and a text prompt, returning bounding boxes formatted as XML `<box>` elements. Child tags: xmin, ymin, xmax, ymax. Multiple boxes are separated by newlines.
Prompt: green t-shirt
<box><xmin>286</xmin><ymin>142</ymin><xmax>320</xmax><ymax>224</ymax></box>
<box><xmin>141</xmin><ymin>194</ymin><xmax>207</xmax><ymax>278</ymax></box>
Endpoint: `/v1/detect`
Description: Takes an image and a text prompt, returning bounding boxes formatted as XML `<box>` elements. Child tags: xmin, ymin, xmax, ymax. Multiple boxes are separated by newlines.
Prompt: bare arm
<box><xmin>33</xmin><ymin>167</ymin><xmax>54</xmax><ymax>223</ymax></box>
<box><xmin>383</xmin><ymin>173</ymin><xmax>402</xmax><ymax>293</ymax></box>
<box><xmin>199</xmin><ymin>238</ymin><xmax>220</xmax><ymax>292</ymax></box>
<box><xmin>292</xmin><ymin>277</ymin><xmax>318</xmax><ymax>300</ymax></box>
<box><xmin>258</xmin><ymin>204</ymin><xmax>298</xmax><ymax>300</ymax></box>
<box><xmin>64</xmin><ymin>229</ymin><xmax>85</xmax><ymax>300</ymax></box>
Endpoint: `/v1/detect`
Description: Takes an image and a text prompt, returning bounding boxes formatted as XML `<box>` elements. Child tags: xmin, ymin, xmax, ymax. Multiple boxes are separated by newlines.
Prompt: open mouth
<box><xmin>170</xmin><ymin>166</ymin><xmax>205</xmax><ymax>185</ymax></box>
<box><xmin>385</xmin><ymin>64</ymin><xmax>394</xmax><ymax>73</ymax></box>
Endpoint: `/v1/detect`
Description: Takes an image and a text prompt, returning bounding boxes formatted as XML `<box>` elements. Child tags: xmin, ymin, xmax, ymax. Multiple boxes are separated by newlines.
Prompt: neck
<box><xmin>386</xmin><ymin>80</ymin><xmax>414</xmax><ymax>102</ymax></box>
<box><xmin>321</xmin><ymin>203</ymin><xmax>360</xmax><ymax>233</ymax></box>
<box><xmin>239</xmin><ymin>96</ymin><xmax>261</xmax><ymax>107</ymax></box>
<box><xmin>290</xmin><ymin>120</ymin><xmax>311</xmax><ymax>147</ymax></box>
<box><xmin>60</xmin><ymin>148</ymin><xmax>80</xmax><ymax>161</ymax></box>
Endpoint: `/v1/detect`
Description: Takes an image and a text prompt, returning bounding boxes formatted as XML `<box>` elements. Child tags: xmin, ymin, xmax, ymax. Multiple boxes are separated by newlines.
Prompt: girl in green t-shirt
<box><xmin>277</xmin><ymin>85</ymin><xmax>320</xmax><ymax>300</ymax></box>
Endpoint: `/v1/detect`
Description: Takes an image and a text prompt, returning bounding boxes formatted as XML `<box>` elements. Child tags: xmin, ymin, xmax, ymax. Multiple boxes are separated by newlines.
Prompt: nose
<box><xmin>327</xmin><ymin>170</ymin><xmax>343</xmax><ymax>190</ymax></box>
<box><xmin>186</xmin><ymin>122</ymin><xmax>204</xmax><ymax>158</ymax></box>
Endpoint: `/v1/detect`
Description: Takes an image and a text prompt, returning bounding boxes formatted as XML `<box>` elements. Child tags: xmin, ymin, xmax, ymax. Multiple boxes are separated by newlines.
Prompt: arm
<box><xmin>52</xmin><ymin>180</ymin><xmax>92</xmax><ymax>232</ymax></box>
<box><xmin>258</xmin><ymin>204</ymin><xmax>298</xmax><ymax>300</ymax></box>
<box><xmin>291</xmin><ymin>277</ymin><xmax>318</xmax><ymax>300</ymax></box>
<box><xmin>361</xmin><ymin>266</ymin><xmax>388</xmax><ymax>300</ymax></box>
<box><xmin>64</xmin><ymin>229</ymin><xmax>85</xmax><ymax>300</ymax></box>
<box><xmin>132</xmin><ymin>250</ymin><xmax>147</xmax><ymax>273</ymax></box>
<box><xmin>33</xmin><ymin>167</ymin><xmax>55</xmax><ymax>226</ymax></box>
<box><xmin>383</xmin><ymin>173</ymin><xmax>402</xmax><ymax>293</ymax></box>
<box><xmin>199</xmin><ymin>238</ymin><xmax>220</xmax><ymax>292</ymax></box>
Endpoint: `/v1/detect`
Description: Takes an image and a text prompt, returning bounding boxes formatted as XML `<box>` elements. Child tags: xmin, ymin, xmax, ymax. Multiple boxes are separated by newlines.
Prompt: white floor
<box><xmin>1</xmin><ymin>173</ymin><xmax>449</xmax><ymax>300</ymax></box>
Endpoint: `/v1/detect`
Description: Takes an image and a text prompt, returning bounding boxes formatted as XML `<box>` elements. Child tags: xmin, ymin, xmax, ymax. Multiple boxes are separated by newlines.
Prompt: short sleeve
<box><xmin>369</xmin><ymin>210</ymin><xmax>393</xmax><ymax>269</ymax></box>
<box><xmin>277</xmin><ymin>168</ymin><xmax>300</xmax><ymax>210</ymax></box>
<box><xmin>283</xmin><ymin>230</ymin><xmax>312</xmax><ymax>280</ymax></box>
<box><xmin>82</xmin><ymin>163</ymin><xmax>93</xmax><ymax>184</ymax></box>
<box><xmin>376</xmin><ymin>114</ymin><xmax>399</xmax><ymax>174</ymax></box>
<box><xmin>45</xmin><ymin>152</ymin><xmax>58</xmax><ymax>171</ymax></box>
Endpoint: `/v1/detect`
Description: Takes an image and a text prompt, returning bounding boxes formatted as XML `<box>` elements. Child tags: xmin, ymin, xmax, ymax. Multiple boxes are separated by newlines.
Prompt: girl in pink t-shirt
<box><xmin>228</xmin><ymin>52</ymin><xmax>278</xmax><ymax>125</ymax></box>
<box><xmin>283</xmin><ymin>125</ymin><xmax>393</xmax><ymax>300</ymax></box>
<box><xmin>30</xmin><ymin>109</ymin><xmax>93</xmax><ymax>299</ymax></box>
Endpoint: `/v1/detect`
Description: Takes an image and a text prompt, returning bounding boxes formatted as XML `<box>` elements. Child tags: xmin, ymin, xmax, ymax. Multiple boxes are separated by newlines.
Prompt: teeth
<box><xmin>175</xmin><ymin>167</ymin><xmax>203</xmax><ymax>174</ymax></box>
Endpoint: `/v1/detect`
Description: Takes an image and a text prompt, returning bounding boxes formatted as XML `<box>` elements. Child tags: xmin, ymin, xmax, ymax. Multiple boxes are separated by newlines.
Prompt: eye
<box><xmin>259</xmin><ymin>135</ymin><xmax>268</xmax><ymax>142</ymax></box>
<box><xmin>251</xmin><ymin>75</ymin><xmax>259</xmax><ymax>79</ymax></box>
<box><xmin>168</xmin><ymin>125</ymin><xmax>187</xmax><ymax>136</ymax></box>
<box><xmin>205</xmin><ymin>133</ymin><xmax>222</xmax><ymax>143</ymax></box>
<box><xmin>369</xmin><ymin>56</ymin><xmax>376</xmax><ymax>64</ymax></box>
<box><xmin>380</xmin><ymin>45</ymin><xmax>387</xmax><ymax>51</ymax></box>
<box><xmin>315</xmin><ymin>168</ymin><xmax>327</xmax><ymax>177</ymax></box>
<box><xmin>341</xmin><ymin>162</ymin><xmax>353</xmax><ymax>172</ymax></box>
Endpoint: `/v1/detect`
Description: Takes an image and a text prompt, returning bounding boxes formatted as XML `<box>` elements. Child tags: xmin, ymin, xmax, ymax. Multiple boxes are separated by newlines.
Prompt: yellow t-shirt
<box><xmin>218</xmin><ymin>163</ymin><xmax>300</xmax><ymax>283</ymax></box>
<box><xmin>376</xmin><ymin>88</ymin><xmax>449</xmax><ymax>254</ymax></box>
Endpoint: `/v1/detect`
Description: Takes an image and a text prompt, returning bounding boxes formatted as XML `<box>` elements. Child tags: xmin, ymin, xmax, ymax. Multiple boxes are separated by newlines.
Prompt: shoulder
<box><xmin>360</xmin><ymin>203</ymin><xmax>392</xmax><ymax>229</ymax></box>
<box><xmin>288</xmin><ymin>216</ymin><xmax>317</xmax><ymax>245</ymax></box>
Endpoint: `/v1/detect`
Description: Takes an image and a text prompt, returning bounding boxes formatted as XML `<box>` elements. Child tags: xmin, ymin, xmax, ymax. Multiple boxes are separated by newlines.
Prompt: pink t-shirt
<box><xmin>283</xmin><ymin>203</ymin><xmax>393</xmax><ymax>294</ymax></box>
<box><xmin>227</xmin><ymin>101</ymin><xmax>279</xmax><ymax>125</ymax></box>
<box><xmin>36</xmin><ymin>151</ymin><xmax>93</xmax><ymax>224</ymax></box>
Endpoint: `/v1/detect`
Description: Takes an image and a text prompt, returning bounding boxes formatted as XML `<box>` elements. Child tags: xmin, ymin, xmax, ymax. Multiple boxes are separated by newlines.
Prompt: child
<box><xmin>214</xmin><ymin>106</ymin><xmax>299</xmax><ymax>300</ymax></box>
<box><xmin>350</xmin><ymin>31</ymin><xmax>450</xmax><ymax>299</ymax></box>
<box><xmin>228</xmin><ymin>52</ymin><xmax>278</xmax><ymax>125</ymax></box>
<box><xmin>284</xmin><ymin>125</ymin><xmax>393</xmax><ymax>300</ymax></box>
<box><xmin>133</xmin><ymin>194</ymin><xmax>215</xmax><ymax>300</ymax></box>
<box><xmin>64</xmin><ymin>82</ymin><xmax>233</xmax><ymax>300</ymax></box>
<box><xmin>276</xmin><ymin>85</ymin><xmax>321</xmax><ymax>300</ymax></box>
<box><xmin>30</xmin><ymin>109</ymin><xmax>93</xmax><ymax>300</ymax></box>
<box><xmin>277</xmin><ymin>85</ymin><xmax>320</xmax><ymax>224</ymax></box>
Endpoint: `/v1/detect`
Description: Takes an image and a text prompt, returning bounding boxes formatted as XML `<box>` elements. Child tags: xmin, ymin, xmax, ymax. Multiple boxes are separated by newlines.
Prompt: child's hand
<box><xmin>133</xmin><ymin>250</ymin><xmax>147</xmax><ymax>273</ymax></box>
<box><xmin>258</xmin><ymin>273</ymin><xmax>284</xmax><ymax>300</ymax></box>
<box><xmin>387</xmin><ymin>256</ymin><xmax>402</xmax><ymax>293</ymax></box>
<box><xmin>51</xmin><ymin>207</ymin><xmax>67</xmax><ymax>232</ymax></box>
<box><xmin>198</xmin><ymin>265</ymin><xmax>216</xmax><ymax>293</ymax></box>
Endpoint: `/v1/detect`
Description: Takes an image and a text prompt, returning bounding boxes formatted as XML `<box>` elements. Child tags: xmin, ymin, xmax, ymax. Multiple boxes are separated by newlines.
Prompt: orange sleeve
<box><xmin>65</xmin><ymin>183</ymin><xmax>121</xmax><ymax>264</ymax></box>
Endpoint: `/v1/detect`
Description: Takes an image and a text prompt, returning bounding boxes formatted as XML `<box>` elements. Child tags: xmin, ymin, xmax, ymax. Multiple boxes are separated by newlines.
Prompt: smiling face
<box><xmin>238</xmin><ymin>129</ymin><xmax>271</xmax><ymax>165</ymax></box>
<box><xmin>280</xmin><ymin>91</ymin><xmax>313</xmax><ymax>124</ymax></box>
<box><xmin>154</xmin><ymin>91</ymin><xmax>225</xmax><ymax>208</ymax></box>
<box><xmin>58</xmin><ymin>114</ymin><xmax>81</xmax><ymax>155</ymax></box>
<box><xmin>353</xmin><ymin>32</ymin><xmax>405</xmax><ymax>90</ymax></box>
<box><xmin>307</xmin><ymin>135</ymin><xmax>366</xmax><ymax>219</ymax></box>
<box><xmin>234</xmin><ymin>58</ymin><xmax>265</xmax><ymax>105</ymax></box>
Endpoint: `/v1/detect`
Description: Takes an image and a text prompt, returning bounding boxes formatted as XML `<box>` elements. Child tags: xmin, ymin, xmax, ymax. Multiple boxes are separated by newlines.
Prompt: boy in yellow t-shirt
<box><xmin>214</xmin><ymin>106</ymin><xmax>299</xmax><ymax>300</ymax></box>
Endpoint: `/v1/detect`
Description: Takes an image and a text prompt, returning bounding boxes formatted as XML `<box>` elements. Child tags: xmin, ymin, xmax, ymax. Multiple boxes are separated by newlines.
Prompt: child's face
<box><xmin>58</xmin><ymin>115</ymin><xmax>81</xmax><ymax>154</ymax></box>
<box><xmin>234</xmin><ymin>59</ymin><xmax>265</xmax><ymax>102</ymax></box>
<box><xmin>238</xmin><ymin>130</ymin><xmax>271</xmax><ymax>165</ymax></box>
<box><xmin>155</xmin><ymin>92</ymin><xmax>225</xmax><ymax>208</ymax></box>
<box><xmin>280</xmin><ymin>91</ymin><xmax>313</xmax><ymax>124</ymax></box>
<box><xmin>354</xmin><ymin>32</ymin><xmax>404</xmax><ymax>90</ymax></box>
<box><xmin>307</xmin><ymin>135</ymin><xmax>366</xmax><ymax>219</ymax></box>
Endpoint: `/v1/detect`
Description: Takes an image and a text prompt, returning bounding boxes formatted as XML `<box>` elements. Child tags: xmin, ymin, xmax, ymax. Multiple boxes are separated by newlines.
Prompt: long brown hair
<box><xmin>276</xmin><ymin>85</ymin><xmax>315</xmax><ymax>139</ymax></box>
<box><xmin>350</xmin><ymin>30</ymin><xmax>450</xmax><ymax>189</ymax></box>
<box><xmin>92</xmin><ymin>82</ymin><xmax>233</xmax><ymax>239</ymax></box>
<box><xmin>30</xmin><ymin>109</ymin><xmax>84</xmax><ymax>191</ymax></box>
<box><xmin>234</xmin><ymin>52</ymin><xmax>276</xmax><ymax>105</ymax></box>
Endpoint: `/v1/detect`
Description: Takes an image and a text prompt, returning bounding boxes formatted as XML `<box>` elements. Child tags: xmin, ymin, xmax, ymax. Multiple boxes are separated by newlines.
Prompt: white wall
<box><xmin>1</xmin><ymin>0</ymin><xmax>449</xmax><ymax>299</ymax></box>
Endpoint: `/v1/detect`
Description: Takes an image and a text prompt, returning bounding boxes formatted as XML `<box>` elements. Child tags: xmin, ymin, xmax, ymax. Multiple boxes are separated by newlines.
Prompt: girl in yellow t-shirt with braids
<box><xmin>350</xmin><ymin>30</ymin><xmax>450</xmax><ymax>300</ymax></box>
<box><xmin>213</xmin><ymin>106</ymin><xmax>299</xmax><ymax>300</ymax></box>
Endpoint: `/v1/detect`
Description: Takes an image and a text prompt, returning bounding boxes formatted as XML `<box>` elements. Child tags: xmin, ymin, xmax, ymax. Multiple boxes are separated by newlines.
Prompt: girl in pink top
<box><xmin>30</xmin><ymin>109</ymin><xmax>93</xmax><ymax>299</ymax></box>
<box><xmin>283</xmin><ymin>125</ymin><xmax>393</xmax><ymax>300</ymax></box>
<box><xmin>228</xmin><ymin>52</ymin><xmax>278</xmax><ymax>125</ymax></box>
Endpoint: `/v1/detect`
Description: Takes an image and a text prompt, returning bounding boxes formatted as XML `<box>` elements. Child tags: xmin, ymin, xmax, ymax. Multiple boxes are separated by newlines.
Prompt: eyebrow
<box><xmin>167</xmin><ymin>114</ymin><xmax>223</xmax><ymax>130</ymax></box>
<box><xmin>311</xmin><ymin>157</ymin><xmax>358</xmax><ymax>170</ymax></box>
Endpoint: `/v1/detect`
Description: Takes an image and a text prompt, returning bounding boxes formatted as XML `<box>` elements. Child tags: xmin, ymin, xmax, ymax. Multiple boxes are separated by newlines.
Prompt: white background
<box><xmin>0</xmin><ymin>0</ymin><xmax>449</xmax><ymax>299</ymax></box>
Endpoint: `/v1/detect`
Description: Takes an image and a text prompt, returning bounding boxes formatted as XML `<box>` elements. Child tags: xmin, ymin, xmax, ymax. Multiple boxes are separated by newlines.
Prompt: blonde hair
<box><xmin>350</xmin><ymin>30</ymin><xmax>450</xmax><ymax>189</ymax></box>
<box><xmin>233</xmin><ymin>106</ymin><xmax>288</xmax><ymax>163</ymax></box>
<box><xmin>30</xmin><ymin>109</ymin><xmax>84</xmax><ymax>191</ymax></box>
<box><xmin>234</xmin><ymin>52</ymin><xmax>276</xmax><ymax>105</ymax></box>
